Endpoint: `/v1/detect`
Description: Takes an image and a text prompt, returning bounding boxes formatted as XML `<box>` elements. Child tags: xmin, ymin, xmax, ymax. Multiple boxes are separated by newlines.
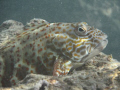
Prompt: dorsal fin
<box><xmin>24</xmin><ymin>18</ymin><xmax>49</xmax><ymax>31</ymax></box>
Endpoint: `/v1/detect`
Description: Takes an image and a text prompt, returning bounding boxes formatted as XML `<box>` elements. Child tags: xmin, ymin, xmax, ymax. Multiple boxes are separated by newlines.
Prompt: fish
<box><xmin>0</xmin><ymin>19</ymin><xmax>108</xmax><ymax>87</ymax></box>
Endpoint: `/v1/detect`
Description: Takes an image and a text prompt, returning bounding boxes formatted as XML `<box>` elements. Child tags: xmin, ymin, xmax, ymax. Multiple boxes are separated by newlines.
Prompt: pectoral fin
<box><xmin>53</xmin><ymin>58</ymin><xmax>72</xmax><ymax>76</ymax></box>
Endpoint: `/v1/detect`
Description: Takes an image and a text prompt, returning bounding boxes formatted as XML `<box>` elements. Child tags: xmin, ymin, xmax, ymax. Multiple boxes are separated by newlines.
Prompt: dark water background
<box><xmin>0</xmin><ymin>0</ymin><xmax>120</xmax><ymax>61</ymax></box>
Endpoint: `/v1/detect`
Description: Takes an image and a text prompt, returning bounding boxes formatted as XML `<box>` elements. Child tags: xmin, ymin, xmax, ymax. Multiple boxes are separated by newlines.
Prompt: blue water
<box><xmin>0</xmin><ymin>0</ymin><xmax>120</xmax><ymax>61</ymax></box>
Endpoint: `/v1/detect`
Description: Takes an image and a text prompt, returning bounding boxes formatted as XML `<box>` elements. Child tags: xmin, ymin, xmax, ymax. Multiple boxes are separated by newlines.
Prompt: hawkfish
<box><xmin>0</xmin><ymin>19</ymin><xmax>108</xmax><ymax>87</ymax></box>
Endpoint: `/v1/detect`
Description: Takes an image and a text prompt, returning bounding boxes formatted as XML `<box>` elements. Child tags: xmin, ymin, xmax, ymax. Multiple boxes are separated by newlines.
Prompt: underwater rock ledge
<box><xmin>0</xmin><ymin>19</ymin><xmax>120</xmax><ymax>90</ymax></box>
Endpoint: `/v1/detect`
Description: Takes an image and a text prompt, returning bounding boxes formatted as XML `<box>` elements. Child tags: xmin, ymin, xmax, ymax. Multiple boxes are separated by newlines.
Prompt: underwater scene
<box><xmin>0</xmin><ymin>0</ymin><xmax>120</xmax><ymax>90</ymax></box>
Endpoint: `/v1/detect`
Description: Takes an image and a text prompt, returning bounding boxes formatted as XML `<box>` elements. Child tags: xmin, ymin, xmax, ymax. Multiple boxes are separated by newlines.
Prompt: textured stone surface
<box><xmin>0</xmin><ymin>20</ymin><xmax>24</xmax><ymax>47</ymax></box>
<box><xmin>0</xmin><ymin>52</ymin><xmax>120</xmax><ymax>90</ymax></box>
<box><xmin>11</xmin><ymin>53</ymin><xmax>120</xmax><ymax>90</ymax></box>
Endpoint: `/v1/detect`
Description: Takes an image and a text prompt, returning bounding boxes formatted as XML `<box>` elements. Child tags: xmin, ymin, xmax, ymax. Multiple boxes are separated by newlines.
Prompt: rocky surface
<box><xmin>1</xmin><ymin>52</ymin><xmax>119</xmax><ymax>90</ymax></box>
<box><xmin>0</xmin><ymin>20</ymin><xmax>24</xmax><ymax>48</ymax></box>
<box><xmin>0</xmin><ymin>20</ymin><xmax>120</xmax><ymax>90</ymax></box>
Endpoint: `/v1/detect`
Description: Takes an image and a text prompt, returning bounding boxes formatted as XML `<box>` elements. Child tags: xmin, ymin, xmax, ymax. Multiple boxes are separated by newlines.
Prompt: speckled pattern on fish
<box><xmin>0</xmin><ymin>19</ymin><xmax>108</xmax><ymax>87</ymax></box>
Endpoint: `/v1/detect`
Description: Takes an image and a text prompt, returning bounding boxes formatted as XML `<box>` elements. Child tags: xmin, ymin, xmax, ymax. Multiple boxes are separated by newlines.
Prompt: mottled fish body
<box><xmin>0</xmin><ymin>19</ymin><xmax>108</xmax><ymax>87</ymax></box>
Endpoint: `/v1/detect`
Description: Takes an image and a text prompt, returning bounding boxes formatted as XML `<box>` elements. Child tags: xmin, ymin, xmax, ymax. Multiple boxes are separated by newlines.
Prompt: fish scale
<box><xmin>0</xmin><ymin>19</ymin><xmax>108</xmax><ymax>87</ymax></box>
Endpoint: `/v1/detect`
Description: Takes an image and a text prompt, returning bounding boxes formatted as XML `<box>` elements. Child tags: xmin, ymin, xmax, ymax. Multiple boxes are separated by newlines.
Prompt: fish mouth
<box><xmin>96</xmin><ymin>34</ymin><xmax>108</xmax><ymax>53</ymax></box>
<box><xmin>101</xmin><ymin>34</ymin><xmax>108</xmax><ymax>41</ymax></box>
<box><xmin>98</xmin><ymin>34</ymin><xmax>108</xmax><ymax>49</ymax></box>
<box><xmin>96</xmin><ymin>33</ymin><xmax>108</xmax><ymax>50</ymax></box>
<box><xmin>103</xmin><ymin>38</ymin><xmax>108</xmax><ymax>42</ymax></box>
<box><xmin>101</xmin><ymin>34</ymin><xmax>108</xmax><ymax>49</ymax></box>
<box><xmin>80</xmin><ymin>35</ymin><xmax>108</xmax><ymax>63</ymax></box>
<box><xmin>101</xmin><ymin>39</ymin><xmax>108</xmax><ymax>49</ymax></box>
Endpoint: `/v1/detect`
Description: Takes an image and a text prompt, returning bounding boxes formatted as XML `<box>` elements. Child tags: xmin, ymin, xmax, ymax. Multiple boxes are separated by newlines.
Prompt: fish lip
<box><xmin>97</xmin><ymin>36</ymin><xmax>108</xmax><ymax>50</ymax></box>
<box><xmin>105</xmin><ymin>35</ymin><xmax>108</xmax><ymax>39</ymax></box>
<box><xmin>101</xmin><ymin>34</ymin><xmax>108</xmax><ymax>41</ymax></box>
<box><xmin>103</xmin><ymin>38</ymin><xmax>108</xmax><ymax>41</ymax></box>
<box><xmin>100</xmin><ymin>34</ymin><xmax>108</xmax><ymax>46</ymax></box>
<box><xmin>102</xmin><ymin>39</ymin><xmax>108</xmax><ymax>46</ymax></box>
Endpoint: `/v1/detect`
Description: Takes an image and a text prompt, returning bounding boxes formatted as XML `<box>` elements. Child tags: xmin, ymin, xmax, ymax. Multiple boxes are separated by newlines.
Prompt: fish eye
<box><xmin>78</xmin><ymin>27</ymin><xmax>84</xmax><ymax>32</ymax></box>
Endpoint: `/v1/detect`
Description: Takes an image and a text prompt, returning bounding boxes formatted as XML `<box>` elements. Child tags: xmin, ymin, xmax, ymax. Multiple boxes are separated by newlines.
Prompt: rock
<box><xmin>0</xmin><ymin>20</ymin><xmax>24</xmax><ymax>47</ymax></box>
<box><xmin>0</xmin><ymin>53</ymin><xmax>119</xmax><ymax>90</ymax></box>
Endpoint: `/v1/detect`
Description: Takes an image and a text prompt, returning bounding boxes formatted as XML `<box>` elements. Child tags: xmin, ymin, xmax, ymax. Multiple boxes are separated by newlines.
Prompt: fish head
<box><xmin>73</xmin><ymin>22</ymin><xmax>108</xmax><ymax>62</ymax></box>
<box><xmin>54</xmin><ymin>22</ymin><xmax>108</xmax><ymax>62</ymax></box>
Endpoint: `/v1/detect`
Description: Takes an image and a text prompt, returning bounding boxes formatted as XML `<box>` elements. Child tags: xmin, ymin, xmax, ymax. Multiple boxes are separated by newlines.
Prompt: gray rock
<box><xmin>11</xmin><ymin>53</ymin><xmax>120</xmax><ymax>90</ymax></box>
